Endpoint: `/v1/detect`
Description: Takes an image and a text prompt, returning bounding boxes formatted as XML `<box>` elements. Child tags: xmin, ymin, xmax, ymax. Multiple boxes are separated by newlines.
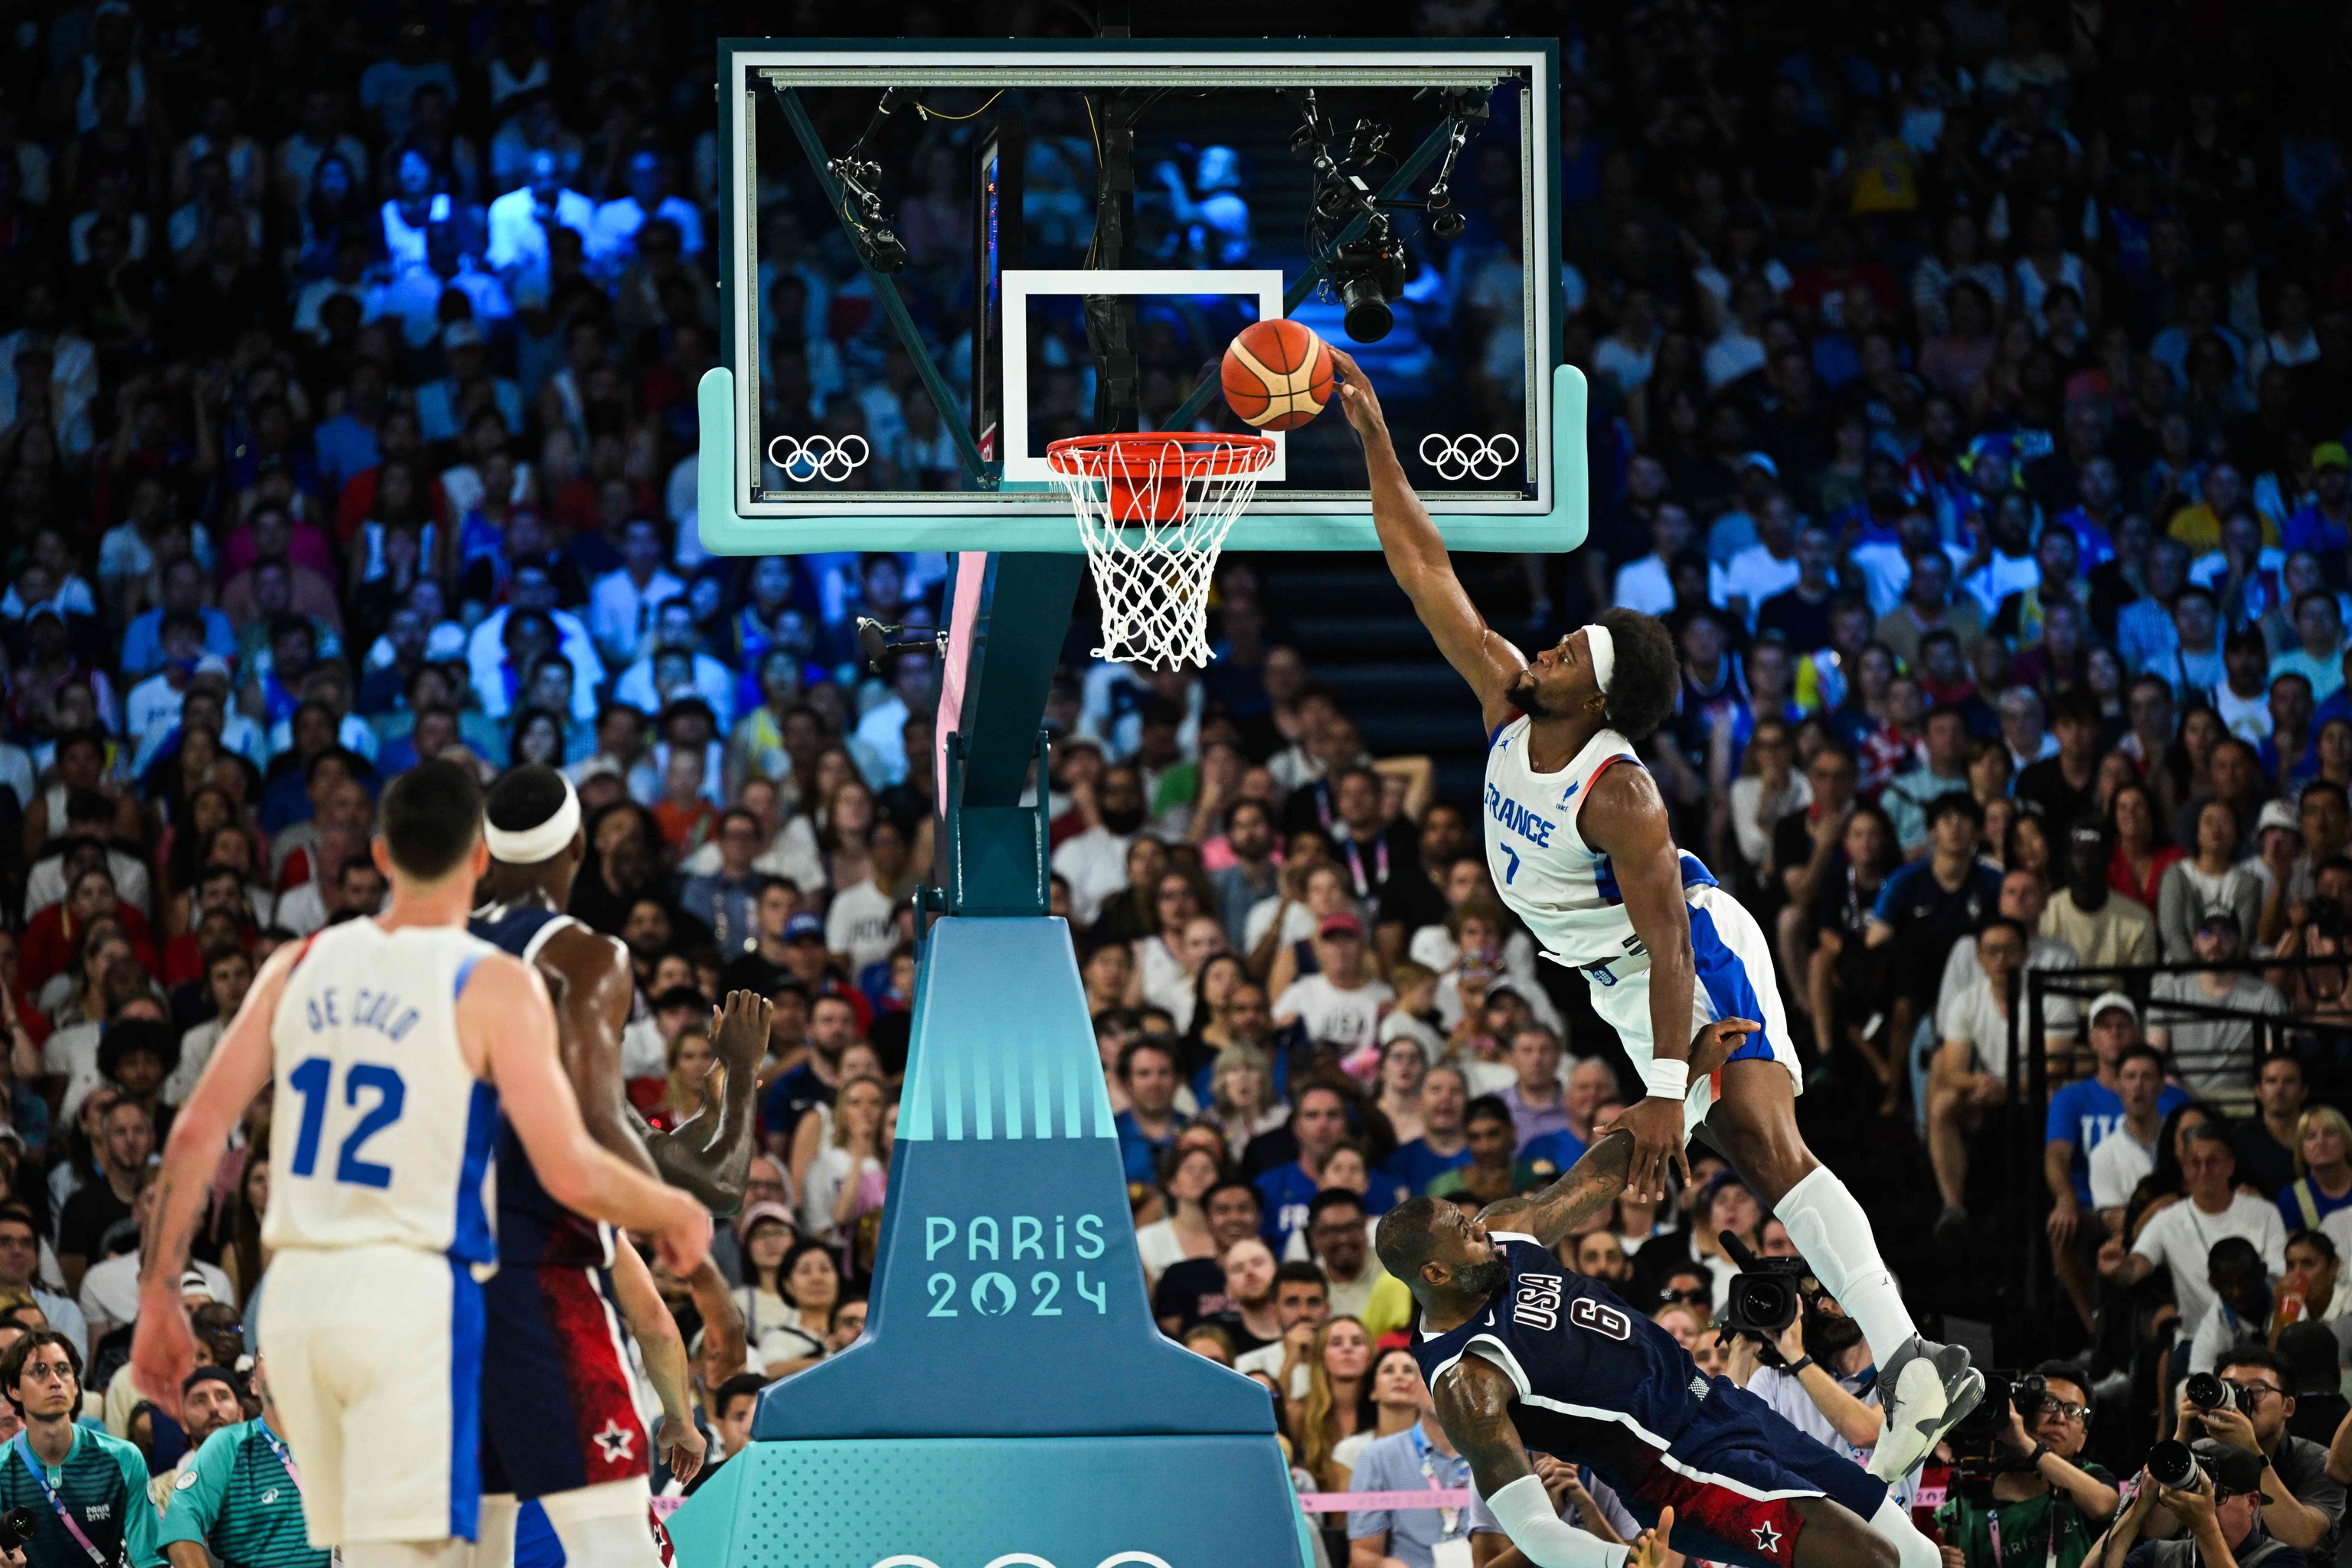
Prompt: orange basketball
<box><xmin>1221</xmin><ymin>318</ymin><xmax>1333</xmax><ymax>432</ymax></box>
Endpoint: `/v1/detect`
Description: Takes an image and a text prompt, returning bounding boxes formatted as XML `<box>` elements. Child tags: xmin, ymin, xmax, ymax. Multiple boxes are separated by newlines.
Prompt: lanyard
<box><xmin>256</xmin><ymin>1419</ymin><xmax>303</xmax><ymax>1493</ymax></box>
<box><xmin>1341</xmin><ymin>834</ymin><xmax>1390</xmax><ymax>898</ymax></box>
<box><xmin>14</xmin><ymin>1431</ymin><xmax>108</xmax><ymax>1567</ymax></box>
<box><xmin>1409</xmin><ymin>1426</ymin><xmax>1468</xmax><ymax>1539</ymax></box>
<box><xmin>1983</xmin><ymin>1491</ymin><xmax>2060</xmax><ymax>1568</ymax></box>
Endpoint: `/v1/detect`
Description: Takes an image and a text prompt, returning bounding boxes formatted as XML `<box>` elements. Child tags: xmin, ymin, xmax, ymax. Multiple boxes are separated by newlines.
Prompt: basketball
<box><xmin>1220</xmin><ymin>318</ymin><xmax>1333</xmax><ymax>431</ymax></box>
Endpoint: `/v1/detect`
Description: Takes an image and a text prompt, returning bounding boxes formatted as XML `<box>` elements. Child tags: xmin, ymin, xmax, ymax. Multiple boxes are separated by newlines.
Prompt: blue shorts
<box><xmin>480</xmin><ymin>1263</ymin><xmax>649</xmax><ymax>1500</ymax></box>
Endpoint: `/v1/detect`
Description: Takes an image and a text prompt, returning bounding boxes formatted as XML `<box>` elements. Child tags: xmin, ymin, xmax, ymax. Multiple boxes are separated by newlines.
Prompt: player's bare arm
<box><xmin>471</xmin><ymin>953</ymin><xmax>713</xmax><ymax>1274</ymax></box>
<box><xmin>1577</xmin><ymin>762</ymin><xmax>1705</xmax><ymax>1200</ymax></box>
<box><xmin>1332</xmin><ymin>345</ymin><xmax>1528</xmax><ymax>735</ymax></box>
<box><xmin>132</xmin><ymin>938</ymin><xmax>299</xmax><ymax>1413</ymax></box>
<box><xmin>609</xmin><ymin>1233</ymin><xmax>707</xmax><ymax>1485</ymax></box>
<box><xmin>643</xmin><ymin>988</ymin><xmax>773</xmax><ymax>1214</ymax></box>
<box><xmin>1434</xmin><ymin>1353</ymin><xmax>1538</xmax><ymax>1501</ymax></box>
<box><xmin>1481</xmin><ymin>1126</ymin><xmax>1637</xmax><ymax>1246</ymax></box>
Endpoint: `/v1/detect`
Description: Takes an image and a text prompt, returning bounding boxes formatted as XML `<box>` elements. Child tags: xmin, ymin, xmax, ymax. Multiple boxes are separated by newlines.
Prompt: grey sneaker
<box><xmin>1869</xmin><ymin>1335</ymin><xmax>1984</xmax><ymax>1481</ymax></box>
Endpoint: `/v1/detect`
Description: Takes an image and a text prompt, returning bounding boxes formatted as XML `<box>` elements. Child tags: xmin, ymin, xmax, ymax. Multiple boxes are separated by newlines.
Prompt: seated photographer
<box><xmin>1935</xmin><ymin>1363</ymin><xmax>2119</xmax><ymax>1568</ymax></box>
<box><xmin>2170</xmin><ymin>1347</ymin><xmax>2341</xmax><ymax>1552</ymax></box>
<box><xmin>1721</xmin><ymin>1272</ymin><xmax>1890</xmax><ymax>1484</ymax></box>
<box><xmin>2092</xmin><ymin>1441</ymin><xmax>2305</xmax><ymax>1568</ymax></box>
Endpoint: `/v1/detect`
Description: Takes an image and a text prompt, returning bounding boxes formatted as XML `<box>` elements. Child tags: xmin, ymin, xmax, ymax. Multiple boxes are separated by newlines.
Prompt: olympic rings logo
<box><xmin>1419</xmin><ymin>433</ymin><xmax>1521</xmax><ymax>482</ymax></box>
<box><xmin>870</xmin><ymin>1556</ymin><xmax>1173</xmax><ymax>1568</ymax></box>
<box><xmin>766</xmin><ymin>433</ymin><xmax>871</xmax><ymax>482</ymax></box>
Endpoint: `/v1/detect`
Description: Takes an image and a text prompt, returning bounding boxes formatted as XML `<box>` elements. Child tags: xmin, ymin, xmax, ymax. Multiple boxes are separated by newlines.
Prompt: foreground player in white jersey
<box><xmin>1331</xmin><ymin>345</ymin><xmax>1979</xmax><ymax>1481</ymax></box>
<box><xmin>128</xmin><ymin>759</ymin><xmax>714</xmax><ymax>1568</ymax></box>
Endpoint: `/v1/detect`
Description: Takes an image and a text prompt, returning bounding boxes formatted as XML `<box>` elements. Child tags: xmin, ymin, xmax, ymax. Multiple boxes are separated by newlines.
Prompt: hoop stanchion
<box><xmin>1044</xmin><ymin>431</ymin><xmax>1276</xmax><ymax>670</ymax></box>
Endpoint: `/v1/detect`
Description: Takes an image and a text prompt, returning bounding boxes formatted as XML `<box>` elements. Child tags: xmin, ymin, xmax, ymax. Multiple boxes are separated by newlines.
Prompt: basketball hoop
<box><xmin>1045</xmin><ymin>431</ymin><xmax>1277</xmax><ymax>670</ymax></box>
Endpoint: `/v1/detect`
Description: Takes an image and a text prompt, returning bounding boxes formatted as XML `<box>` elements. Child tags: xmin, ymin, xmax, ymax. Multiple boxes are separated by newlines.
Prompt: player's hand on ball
<box><xmin>656</xmin><ymin>1412</ymin><xmax>707</xmax><ymax>1485</ymax></box>
<box><xmin>1687</xmin><ymin>1018</ymin><xmax>1759</xmax><ymax>1080</ymax></box>
<box><xmin>1630</xmin><ymin>1504</ymin><xmax>1676</xmax><ymax>1568</ymax></box>
<box><xmin>1325</xmin><ymin>345</ymin><xmax>1386</xmax><ymax>438</ymax></box>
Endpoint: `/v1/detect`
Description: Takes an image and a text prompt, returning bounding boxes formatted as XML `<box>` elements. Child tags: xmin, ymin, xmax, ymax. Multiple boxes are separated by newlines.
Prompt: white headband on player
<box><xmin>483</xmin><ymin>776</ymin><xmax>580</xmax><ymax>865</ymax></box>
<box><xmin>1583</xmin><ymin>623</ymin><xmax>1616</xmax><ymax>698</ymax></box>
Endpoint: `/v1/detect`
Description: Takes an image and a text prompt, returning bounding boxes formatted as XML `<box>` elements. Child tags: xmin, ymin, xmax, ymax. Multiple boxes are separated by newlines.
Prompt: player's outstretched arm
<box><xmin>1329</xmin><ymin>345</ymin><xmax>1527</xmax><ymax>737</ymax></box>
<box><xmin>541</xmin><ymin>923</ymin><xmax>665</xmax><ymax>1183</ymax></box>
<box><xmin>643</xmin><ymin>988</ymin><xmax>774</xmax><ymax>1214</ymax></box>
<box><xmin>469</xmin><ymin>953</ymin><xmax>713</xmax><ymax>1274</ymax></box>
<box><xmin>1438</xmin><ymin>1357</ymin><xmax>1632</xmax><ymax>1568</ymax></box>
<box><xmin>134</xmin><ymin>939</ymin><xmax>298</xmax><ymax>1415</ymax></box>
<box><xmin>1481</xmin><ymin>1127</ymin><xmax>1636</xmax><ymax>1246</ymax></box>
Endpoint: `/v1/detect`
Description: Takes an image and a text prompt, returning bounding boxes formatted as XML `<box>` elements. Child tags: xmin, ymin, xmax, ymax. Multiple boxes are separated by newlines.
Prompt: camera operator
<box><xmin>1723</xmin><ymin>1276</ymin><xmax>1890</xmax><ymax>1479</ymax></box>
<box><xmin>2089</xmin><ymin>1442</ymin><xmax>2304</xmax><ymax>1568</ymax></box>
<box><xmin>2173</xmin><ymin>1348</ymin><xmax>2342</xmax><ymax>1553</ymax></box>
<box><xmin>1935</xmin><ymin>1364</ymin><xmax>2119</xmax><ymax>1568</ymax></box>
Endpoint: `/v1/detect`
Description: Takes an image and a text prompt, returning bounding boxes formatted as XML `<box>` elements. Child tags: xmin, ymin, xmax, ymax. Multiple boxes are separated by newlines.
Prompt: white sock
<box><xmin>1774</xmin><ymin>1165</ymin><xmax>1918</xmax><ymax>1366</ymax></box>
<box><xmin>1871</xmin><ymin>1494</ymin><xmax>1941</xmax><ymax>1568</ymax></box>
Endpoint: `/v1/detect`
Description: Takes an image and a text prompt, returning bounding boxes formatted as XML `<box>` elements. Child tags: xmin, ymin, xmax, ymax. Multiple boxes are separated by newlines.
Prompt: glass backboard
<box><xmin>702</xmin><ymin>38</ymin><xmax>1583</xmax><ymax>556</ymax></box>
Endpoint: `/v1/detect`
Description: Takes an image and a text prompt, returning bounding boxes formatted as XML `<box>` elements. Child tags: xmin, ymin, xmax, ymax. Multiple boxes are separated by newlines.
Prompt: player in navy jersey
<box><xmin>1335</xmin><ymin>347</ymin><xmax>1979</xmax><ymax>1481</ymax></box>
<box><xmin>468</xmin><ymin>766</ymin><xmax>770</xmax><ymax>1567</ymax></box>
<box><xmin>1380</xmin><ymin>1127</ymin><xmax>1943</xmax><ymax>1568</ymax></box>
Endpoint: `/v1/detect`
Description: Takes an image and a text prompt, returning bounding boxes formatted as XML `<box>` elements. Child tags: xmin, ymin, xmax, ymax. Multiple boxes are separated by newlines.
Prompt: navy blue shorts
<box><xmin>1613</xmin><ymin>1380</ymin><xmax>1887</xmax><ymax>1568</ymax></box>
<box><xmin>479</xmin><ymin>1263</ymin><xmax>649</xmax><ymax>1500</ymax></box>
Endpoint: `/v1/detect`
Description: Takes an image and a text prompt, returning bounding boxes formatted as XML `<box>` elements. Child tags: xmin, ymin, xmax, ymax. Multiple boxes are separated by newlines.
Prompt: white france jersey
<box><xmin>1483</xmin><ymin>719</ymin><xmax>1713</xmax><ymax>978</ymax></box>
<box><xmin>263</xmin><ymin>919</ymin><xmax>501</xmax><ymax>1264</ymax></box>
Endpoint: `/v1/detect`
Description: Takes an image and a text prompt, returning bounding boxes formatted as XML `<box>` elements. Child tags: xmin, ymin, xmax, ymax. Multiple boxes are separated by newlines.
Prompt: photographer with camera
<box><xmin>1934</xmin><ymin>1364</ymin><xmax>2119</xmax><ymax>1568</ymax></box>
<box><xmin>1722</xmin><ymin>1264</ymin><xmax>1887</xmax><ymax>1468</ymax></box>
<box><xmin>2089</xmin><ymin>1442</ymin><xmax>2304</xmax><ymax>1568</ymax></box>
<box><xmin>2170</xmin><ymin>1349</ymin><xmax>2342</xmax><ymax>1553</ymax></box>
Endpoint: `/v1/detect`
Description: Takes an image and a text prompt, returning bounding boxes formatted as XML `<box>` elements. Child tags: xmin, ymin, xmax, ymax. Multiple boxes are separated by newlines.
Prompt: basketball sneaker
<box><xmin>1868</xmin><ymin>1335</ymin><xmax>1984</xmax><ymax>1481</ymax></box>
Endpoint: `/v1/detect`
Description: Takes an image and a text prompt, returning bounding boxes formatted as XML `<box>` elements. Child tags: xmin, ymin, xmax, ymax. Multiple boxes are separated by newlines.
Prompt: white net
<box><xmin>1045</xmin><ymin>433</ymin><xmax>1276</xmax><ymax>669</ymax></box>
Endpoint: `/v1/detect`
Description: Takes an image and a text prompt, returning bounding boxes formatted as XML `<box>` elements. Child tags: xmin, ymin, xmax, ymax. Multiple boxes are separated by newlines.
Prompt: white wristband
<box><xmin>1642</xmin><ymin>1058</ymin><xmax>1690</xmax><ymax>1101</ymax></box>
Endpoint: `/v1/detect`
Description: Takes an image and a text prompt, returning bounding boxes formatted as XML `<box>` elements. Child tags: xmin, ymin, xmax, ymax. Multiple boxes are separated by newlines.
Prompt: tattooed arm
<box><xmin>1437</xmin><ymin>1355</ymin><xmax>1635</xmax><ymax>1568</ymax></box>
<box><xmin>1479</xmin><ymin>1126</ymin><xmax>1637</xmax><ymax>1248</ymax></box>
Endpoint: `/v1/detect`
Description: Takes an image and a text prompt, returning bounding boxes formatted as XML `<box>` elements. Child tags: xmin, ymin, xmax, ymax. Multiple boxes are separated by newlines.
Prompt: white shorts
<box><xmin>1581</xmin><ymin>884</ymin><xmax>1800</xmax><ymax>1123</ymax></box>
<box><xmin>259</xmin><ymin>1245</ymin><xmax>485</xmax><ymax>1547</ymax></box>
<box><xmin>477</xmin><ymin>1481</ymin><xmax>661</xmax><ymax>1568</ymax></box>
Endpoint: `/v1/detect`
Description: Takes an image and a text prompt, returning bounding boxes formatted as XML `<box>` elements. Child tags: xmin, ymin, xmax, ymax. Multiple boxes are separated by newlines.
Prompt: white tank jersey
<box><xmin>1482</xmin><ymin>719</ymin><xmax>1716</xmax><ymax>976</ymax></box>
<box><xmin>263</xmin><ymin>918</ymin><xmax>501</xmax><ymax>1264</ymax></box>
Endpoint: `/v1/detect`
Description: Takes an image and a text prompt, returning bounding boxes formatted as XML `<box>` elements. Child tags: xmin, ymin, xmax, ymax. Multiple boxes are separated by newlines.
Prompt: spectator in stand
<box><xmin>1866</xmin><ymin>791</ymin><xmax>2001</xmax><ymax>1055</ymax></box>
<box><xmin>2277</xmin><ymin>1108</ymin><xmax>2352</xmax><ymax>1233</ymax></box>
<box><xmin>1113</xmin><ymin>1037</ymin><xmax>1189</xmax><ymax>1188</ymax></box>
<box><xmin>2239</xmin><ymin>1055</ymin><xmax>2311</xmax><ymax>1200</ymax></box>
<box><xmin>2044</xmin><ymin>820</ymin><xmax>2160</xmax><ymax>969</ymax></box>
<box><xmin>2102</xmin><ymin>1122</ymin><xmax>2288</xmax><ymax>1335</ymax></box>
<box><xmin>2086</xmin><ymin>1045</ymin><xmax>2174</xmax><ymax>1237</ymax></box>
<box><xmin>2148</xmin><ymin>906</ymin><xmax>2288</xmax><ymax>1096</ymax></box>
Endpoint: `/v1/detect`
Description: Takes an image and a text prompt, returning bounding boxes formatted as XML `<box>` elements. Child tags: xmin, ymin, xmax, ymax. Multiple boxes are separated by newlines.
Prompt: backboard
<box><xmin>702</xmin><ymin>38</ymin><xmax>1583</xmax><ymax>556</ymax></box>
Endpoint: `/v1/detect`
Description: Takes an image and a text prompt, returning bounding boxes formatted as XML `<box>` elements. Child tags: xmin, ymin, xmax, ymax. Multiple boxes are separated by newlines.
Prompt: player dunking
<box><xmin>129</xmin><ymin>759</ymin><xmax>712</xmax><ymax>1568</ymax></box>
<box><xmin>1331</xmin><ymin>345</ymin><xmax>1980</xmax><ymax>1480</ymax></box>
<box><xmin>1379</xmin><ymin>1129</ymin><xmax>1942</xmax><ymax>1568</ymax></box>
<box><xmin>466</xmin><ymin>766</ymin><xmax>769</xmax><ymax>1568</ymax></box>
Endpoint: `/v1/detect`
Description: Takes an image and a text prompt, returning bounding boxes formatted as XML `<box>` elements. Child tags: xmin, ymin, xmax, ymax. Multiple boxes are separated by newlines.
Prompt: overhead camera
<box><xmin>1329</xmin><ymin>231</ymin><xmax>1409</xmax><ymax>343</ymax></box>
<box><xmin>827</xmin><ymin>155</ymin><xmax>908</xmax><ymax>275</ymax></box>
<box><xmin>1294</xmin><ymin>95</ymin><xmax>1410</xmax><ymax>344</ymax></box>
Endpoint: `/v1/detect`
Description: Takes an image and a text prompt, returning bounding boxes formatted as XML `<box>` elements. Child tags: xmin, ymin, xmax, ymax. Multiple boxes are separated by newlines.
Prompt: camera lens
<box><xmin>1429</xmin><ymin>207</ymin><xmax>1466</xmax><ymax>239</ymax></box>
<box><xmin>2147</xmin><ymin>1441</ymin><xmax>2200</xmax><ymax>1491</ymax></box>
<box><xmin>0</xmin><ymin>1505</ymin><xmax>35</xmax><ymax>1550</ymax></box>
<box><xmin>1339</xmin><ymin>274</ymin><xmax>1394</xmax><ymax>342</ymax></box>
<box><xmin>2185</xmin><ymin>1372</ymin><xmax>2226</xmax><ymax>1409</ymax></box>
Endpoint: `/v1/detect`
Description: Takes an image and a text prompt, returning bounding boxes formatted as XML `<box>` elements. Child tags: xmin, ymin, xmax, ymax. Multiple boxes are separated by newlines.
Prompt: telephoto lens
<box><xmin>2146</xmin><ymin>1441</ymin><xmax>2200</xmax><ymax>1491</ymax></box>
<box><xmin>0</xmin><ymin>1504</ymin><xmax>37</xmax><ymax>1550</ymax></box>
<box><xmin>2184</xmin><ymin>1372</ymin><xmax>2228</xmax><ymax>1410</ymax></box>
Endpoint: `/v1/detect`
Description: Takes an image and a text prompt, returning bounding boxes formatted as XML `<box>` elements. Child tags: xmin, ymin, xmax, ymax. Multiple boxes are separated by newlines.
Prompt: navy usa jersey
<box><xmin>1412</xmin><ymin>1233</ymin><xmax>1886</xmax><ymax>1568</ymax></box>
<box><xmin>468</xmin><ymin>900</ymin><xmax>614</xmax><ymax>1269</ymax></box>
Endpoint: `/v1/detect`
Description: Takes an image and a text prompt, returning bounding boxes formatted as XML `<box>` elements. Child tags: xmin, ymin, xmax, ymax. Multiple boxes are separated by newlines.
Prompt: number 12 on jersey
<box><xmin>286</xmin><ymin>1057</ymin><xmax>407</xmax><ymax>1188</ymax></box>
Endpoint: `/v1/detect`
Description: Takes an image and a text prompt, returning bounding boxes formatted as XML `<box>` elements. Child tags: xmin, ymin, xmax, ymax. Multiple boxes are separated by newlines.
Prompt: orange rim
<box><xmin>1044</xmin><ymin>431</ymin><xmax>1276</xmax><ymax>476</ymax></box>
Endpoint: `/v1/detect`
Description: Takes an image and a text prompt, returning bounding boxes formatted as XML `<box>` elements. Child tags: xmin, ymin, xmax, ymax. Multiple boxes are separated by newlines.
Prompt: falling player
<box><xmin>129</xmin><ymin>758</ymin><xmax>712</xmax><ymax>1568</ymax></box>
<box><xmin>466</xmin><ymin>765</ymin><xmax>769</xmax><ymax>1567</ymax></box>
<box><xmin>1330</xmin><ymin>345</ymin><xmax>1979</xmax><ymax>1480</ymax></box>
<box><xmin>1380</xmin><ymin>1127</ymin><xmax>1943</xmax><ymax>1568</ymax></box>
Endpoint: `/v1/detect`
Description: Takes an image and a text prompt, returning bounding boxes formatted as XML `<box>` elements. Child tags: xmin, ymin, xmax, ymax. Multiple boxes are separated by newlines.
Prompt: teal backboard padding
<box><xmin>692</xmin><ymin>361</ymin><xmax>1588</xmax><ymax>557</ymax></box>
<box><xmin>667</xmin><ymin>1435</ymin><xmax>1311</xmax><ymax>1568</ymax></box>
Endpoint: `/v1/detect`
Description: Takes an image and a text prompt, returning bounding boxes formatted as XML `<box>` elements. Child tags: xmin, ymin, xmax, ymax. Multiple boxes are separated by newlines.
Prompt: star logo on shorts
<box><xmin>592</xmin><ymin>1419</ymin><xmax>636</xmax><ymax>1464</ymax></box>
<box><xmin>1753</xmin><ymin>1522</ymin><xmax>1782</xmax><ymax>1554</ymax></box>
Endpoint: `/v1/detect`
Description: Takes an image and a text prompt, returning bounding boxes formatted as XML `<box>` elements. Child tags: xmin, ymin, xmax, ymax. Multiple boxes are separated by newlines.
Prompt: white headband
<box><xmin>1583</xmin><ymin>624</ymin><xmax>1616</xmax><ymax>698</ymax></box>
<box><xmin>483</xmin><ymin>776</ymin><xmax>580</xmax><ymax>865</ymax></box>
